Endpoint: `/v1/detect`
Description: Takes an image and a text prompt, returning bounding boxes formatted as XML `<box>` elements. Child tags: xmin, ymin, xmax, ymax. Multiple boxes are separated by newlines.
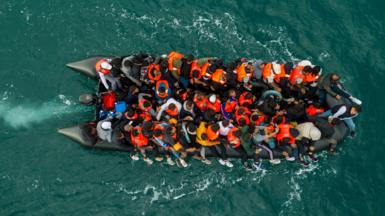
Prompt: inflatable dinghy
<box><xmin>59</xmin><ymin>56</ymin><xmax>349</xmax><ymax>159</ymax></box>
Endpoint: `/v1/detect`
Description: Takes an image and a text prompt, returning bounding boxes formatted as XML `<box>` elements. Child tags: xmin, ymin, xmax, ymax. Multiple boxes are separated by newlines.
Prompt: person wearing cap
<box><xmin>206</xmin><ymin>94</ymin><xmax>221</xmax><ymax>113</ymax></box>
<box><xmin>295</xmin><ymin>122</ymin><xmax>322</xmax><ymax>164</ymax></box>
<box><xmin>96</xmin><ymin>120</ymin><xmax>113</xmax><ymax>143</ymax></box>
<box><xmin>95</xmin><ymin>58</ymin><xmax>121</xmax><ymax>91</ymax></box>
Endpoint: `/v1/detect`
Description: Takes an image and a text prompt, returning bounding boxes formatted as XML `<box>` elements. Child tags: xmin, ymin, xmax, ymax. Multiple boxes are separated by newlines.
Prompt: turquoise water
<box><xmin>1</xmin><ymin>0</ymin><xmax>385</xmax><ymax>215</ymax></box>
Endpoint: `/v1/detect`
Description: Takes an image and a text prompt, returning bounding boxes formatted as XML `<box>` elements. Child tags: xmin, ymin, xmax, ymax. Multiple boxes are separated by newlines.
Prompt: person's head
<box><xmin>237</xmin><ymin>107</ymin><xmax>245</xmax><ymax>115</ymax></box>
<box><xmin>187</xmin><ymin>54</ymin><xmax>194</xmax><ymax>63</ymax></box>
<box><xmin>290</xmin><ymin>128</ymin><xmax>299</xmax><ymax>138</ymax></box>
<box><xmin>232</xmin><ymin>129</ymin><xmax>241</xmax><ymax>138</ymax></box>
<box><xmin>284</xmin><ymin>62</ymin><xmax>294</xmax><ymax>74</ymax></box>
<box><xmin>351</xmin><ymin>105</ymin><xmax>361</xmax><ymax>115</ymax></box>
<box><xmin>303</xmin><ymin>66</ymin><xmax>313</xmax><ymax>74</ymax></box>
<box><xmin>259</xmin><ymin>62</ymin><xmax>266</xmax><ymax>69</ymax></box>
<box><xmin>281</xmin><ymin>137</ymin><xmax>291</xmax><ymax>145</ymax></box>
<box><xmin>330</xmin><ymin>73</ymin><xmax>340</xmax><ymax>82</ymax></box>
<box><xmin>192</xmin><ymin>70</ymin><xmax>200</xmax><ymax>79</ymax></box>
<box><xmin>186</xmin><ymin>123</ymin><xmax>197</xmax><ymax>134</ymax></box>
<box><xmin>158</xmin><ymin>86</ymin><xmax>166</xmax><ymax>94</ymax></box>
<box><xmin>153</xmin><ymin>129</ymin><xmax>163</xmax><ymax>138</ymax></box>
<box><xmin>250</xmin><ymin>113</ymin><xmax>259</xmax><ymax>122</ymax></box>
<box><xmin>245</xmin><ymin>92</ymin><xmax>253</xmax><ymax>100</ymax></box>
<box><xmin>228</xmin><ymin>89</ymin><xmax>237</xmax><ymax>97</ymax></box>
<box><xmin>129</xmin><ymin>85</ymin><xmax>139</xmax><ymax>94</ymax></box>
<box><xmin>201</xmin><ymin>133</ymin><xmax>208</xmax><ymax>140</ymax></box>
<box><xmin>142</xmin><ymin>100</ymin><xmax>151</xmax><ymax>109</ymax></box>
<box><xmin>150</xmin><ymin>68</ymin><xmax>161</xmax><ymax>78</ymax></box>
<box><xmin>274</xmin><ymin>115</ymin><xmax>284</xmax><ymax>125</ymax></box>
<box><xmin>211</xmin><ymin>123</ymin><xmax>220</xmax><ymax>132</ymax></box>
<box><xmin>221</xmin><ymin>119</ymin><xmax>230</xmax><ymax>127</ymax></box>
<box><xmin>132</xmin><ymin>127</ymin><xmax>141</xmax><ymax>137</ymax></box>
<box><xmin>312</xmin><ymin>65</ymin><xmax>322</xmax><ymax>75</ymax></box>
<box><xmin>168</xmin><ymin>103</ymin><xmax>176</xmax><ymax>110</ymax></box>
<box><xmin>165</xmin><ymin>126</ymin><xmax>176</xmax><ymax>136</ymax></box>
<box><xmin>238</xmin><ymin>117</ymin><xmax>247</xmax><ymax>126</ymax></box>
<box><xmin>126</xmin><ymin>109</ymin><xmax>135</xmax><ymax>118</ymax></box>
<box><xmin>186</xmin><ymin>100</ymin><xmax>194</xmax><ymax>110</ymax></box>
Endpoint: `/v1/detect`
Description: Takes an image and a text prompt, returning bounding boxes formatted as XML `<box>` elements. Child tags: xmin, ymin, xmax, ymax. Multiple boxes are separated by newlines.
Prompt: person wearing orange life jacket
<box><xmin>168</xmin><ymin>51</ymin><xmax>184</xmax><ymax>76</ymax></box>
<box><xmin>193</xmin><ymin>93</ymin><xmax>208</xmax><ymax>111</ymax></box>
<box><xmin>289</xmin><ymin>60</ymin><xmax>313</xmax><ymax>85</ymax></box>
<box><xmin>226</xmin><ymin>127</ymin><xmax>249</xmax><ymax>168</ymax></box>
<box><xmin>262</xmin><ymin>62</ymin><xmax>283</xmax><ymax>92</ymax></box>
<box><xmin>146</xmin><ymin>63</ymin><xmax>162</xmax><ymax>84</ymax></box>
<box><xmin>155</xmin><ymin>79</ymin><xmax>172</xmax><ymax>102</ymax></box>
<box><xmin>211</xmin><ymin>68</ymin><xmax>227</xmax><ymax>92</ymax></box>
<box><xmin>189</xmin><ymin>60</ymin><xmax>209</xmax><ymax>87</ymax></box>
<box><xmin>221</xmin><ymin>96</ymin><xmax>238</xmax><ymax>120</ymax></box>
<box><xmin>206</xmin><ymin>94</ymin><xmax>221</xmax><ymax>113</ymax></box>
<box><xmin>235</xmin><ymin>62</ymin><xmax>254</xmax><ymax>83</ymax></box>
<box><xmin>234</xmin><ymin>107</ymin><xmax>251</xmax><ymax>126</ymax></box>
<box><xmin>130</xmin><ymin>126</ymin><xmax>153</xmax><ymax>165</ymax></box>
<box><xmin>274</xmin><ymin>116</ymin><xmax>299</xmax><ymax>161</ymax></box>
<box><xmin>137</xmin><ymin>93</ymin><xmax>157</xmax><ymax>118</ymax></box>
<box><xmin>124</xmin><ymin>108</ymin><xmax>140</xmax><ymax>126</ymax></box>
<box><xmin>239</xmin><ymin>92</ymin><xmax>255</xmax><ymax>108</ymax></box>
<box><xmin>95</xmin><ymin>58</ymin><xmax>121</xmax><ymax>91</ymax></box>
<box><xmin>156</xmin><ymin>97</ymin><xmax>182</xmax><ymax>121</ymax></box>
<box><xmin>162</xmin><ymin>123</ymin><xmax>188</xmax><ymax>168</ymax></box>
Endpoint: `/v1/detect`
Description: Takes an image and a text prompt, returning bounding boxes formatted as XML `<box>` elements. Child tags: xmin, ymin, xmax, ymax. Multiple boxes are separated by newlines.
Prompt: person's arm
<box><xmin>138</xmin><ymin>93</ymin><xmax>151</xmax><ymax>101</ymax></box>
<box><xmin>331</xmin><ymin>106</ymin><xmax>347</xmax><ymax>119</ymax></box>
<box><xmin>99</xmin><ymin>73</ymin><xmax>110</xmax><ymax>90</ymax></box>
<box><xmin>156</xmin><ymin>104</ymin><xmax>167</xmax><ymax>121</ymax></box>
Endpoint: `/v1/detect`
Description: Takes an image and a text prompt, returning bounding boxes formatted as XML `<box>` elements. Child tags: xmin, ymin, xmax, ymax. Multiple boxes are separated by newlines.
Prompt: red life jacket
<box><xmin>193</xmin><ymin>96</ymin><xmax>208</xmax><ymax>111</ymax></box>
<box><xmin>239</xmin><ymin>92</ymin><xmax>254</xmax><ymax>107</ymax></box>
<box><xmin>207</xmin><ymin>99</ymin><xmax>221</xmax><ymax>113</ymax></box>
<box><xmin>201</xmin><ymin>62</ymin><xmax>211</xmax><ymax>79</ymax></box>
<box><xmin>147</xmin><ymin>64</ymin><xmax>161</xmax><ymax>81</ymax></box>
<box><xmin>155</xmin><ymin>80</ymin><xmax>170</xmax><ymax>99</ymax></box>
<box><xmin>276</xmin><ymin>124</ymin><xmax>295</xmax><ymax>145</ymax></box>
<box><xmin>124</xmin><ymin>111</ymin><xmax>138</xmax><ymax>121</ymax></box>
<box><xmin>190</xmin><ymin>60</ymin><xmax>202</xmax><ymax>79</ymax></box>
<box><xmin>303</xmin><ymin>73</ymin><xmax>319</xmax><ymax>84</ymax></box>
<box><xmin>153</xmin><ymin>124</ymin><xmax>165</xmax><ymax>140</ymax></box>
<box><xmin>102</xmin><ymin>92</ymin><xmax>116</xmax><ymax>110</ymax></box>
<box><xmin>289</xmin><ymin>66</ymin><xmax>305</xmax><ymax>85</ymax></box>
<box><xmin>130</xmin><ymin>127</ymin><xmax>149</xmax><ymax>147</ymax></box>
<box><xmin>227</xmin><ymin>128</ymin><xmax>241</xmax><ymax>148</ymax></box>
<box><xmin>138</xmin><ymin>99</ymin><xmax>152</xmax><ymax>112</ymax></box>
<box><xmin>139</xmin><ymin>111</ymin><xmax>152</xmax><ymax>121</ymax></box>
<box><xmin>306</xmin><ymin>104</ymin><xmax>325</xmax><ymax>116</ymax></box>
<box><xmin>254</xmin><ymin>115</ymin><xmax>265</xmax><ymax>126</ymax></box>
<box><xmin>95</xmin><ymin>59</ymin><xmax>111</xmax><ymax>75</ymax></box>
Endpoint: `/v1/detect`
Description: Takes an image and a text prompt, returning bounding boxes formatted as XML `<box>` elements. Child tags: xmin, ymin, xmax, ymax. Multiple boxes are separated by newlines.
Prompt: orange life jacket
<box><xmin>254</xmin><ymin>115</ymin><xmax>265</xmax><ymax>126</ymax></box>
<box><xmin>130</xmin><ymin>127</ymin><xmax>149</xmax><ymax>147</ymax></box>
<box><xmin>139</xmin><ymin>111</ymin><xmax>152</xmax><ymax>121</ymax></box>
<box><xmin>276</xmin><ymin>124</ymin><xmax>295</xmax><ymax>145</ymax></box>
<box><xmin>95</xmin><ymin>59</ymin><xmax>111</xmax><ymax>75</ymax></box>
<box><xmin>289</xmin><ymin>66</ymin><xmax>305</xmax><ymax>85</ymax></box>
<box><xmin>190</xmin><ymin>60</ymin><xmax>202</xmax><ymax>79</ymax></box>
<box><xmin>224</xmin><ymin>100</ymin><xmax>237</xmax><ymax>113</ymax></box>
<box><xmin>227</xmin><ymin>128</ymin><xmax>241</xmax><ymax>148</ymax></box>
<box><xmin>138</xmin><ymin>99</ymin><xmax>151</xmax><ymax>112</ymax></box>
<box><xmin>153</xmin><ymin>124</ymin><xmax>164</xmax><ymax>140</ymax></box>
<box><xmin>125</xmin><ymin>111</ymin><xmax>138</xmax><ymax>121</ymax></box>
<box><xmin>147</xmin><ymin>64</ymin><xmax>161</xmax><ymax>81</ymax></box>
<box><xmin>206</xmin><ymin>125</ymin><xmax>219</xmax><ymax>141</ymax></box>
<box><xmin>303</xmin><ymin>73</ymin><xmax>319</xmax><ymax>83</ymax></box>
<box><xmin>306</xmin><ymin>104</ymin><xmax>325</xmax><ymax>116</ymax></box>
<box><xmin>155</xmin><ymin>80</ymin><xmax>170</xmax><ymax>99</ymax></box>
<box><xmin>211</xmin><ymin>69</ymin><xmax>226</xmax><ymax>84</ymax></box>
<box><xmin>201</xmin><ymin>62</ymin><xmax>211</xmax><ymax>78</ymax></box>
<box><xmin>207</xmin><ymin>99</ymin><xmax>221</xmax><ymax>113</ymax></box>
<box><xmin>262</xmin><ymin>63</ymin><xmax>273</xmax><ymax>81</ymax></box>
<box><xmin>274</xmin><ymin>64</ymin><xmax>288</xmax><ymax>83</ymax></box>
<box><xmin>239</xmin><ymin>92</ymin><xmax>254</xmax><ymax>107</ymax></box>
<box><xmin>236</xmin><ymin>63</ymin><xmax>252</xmax><ymax>82</ymax></box>
<box><xmin>168</xmin><ymin>51</ymin><xmax>184</xmax><ymax>74</ymax></box>
<box><xmin>165</xmin><ymin>107</ymin><xmax>179</xmax><ymax>117</ymax></box>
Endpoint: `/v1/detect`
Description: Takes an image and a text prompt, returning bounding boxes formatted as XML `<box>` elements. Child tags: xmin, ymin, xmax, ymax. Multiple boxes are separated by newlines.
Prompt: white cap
<box><xmin>101</xmin><ymin>62</ymin><xmax>112</xmax><ymax>70</ymax></box>
<box><xmin>309</xmin><ymin>127</ymin><xmax>321</xmax><ymax>141</ymax></box>
<box><xmin>209</xmin><ymin>94</ymin><xmax>216</xmax><ymax>103</ymax></box>
<box><xmin>298</xmin><ymin>60</ymin><xmax>313</xmax><ymax>67</ymax></box>
<box><xmin>101</xmin><ymin>121</ymin><xmax>112</xmax><ymax>130</ymax></box>
<box><xmin>272</xmin><ymin>62</ymin><xmax>281</xmax><ymax>74</ymax></box>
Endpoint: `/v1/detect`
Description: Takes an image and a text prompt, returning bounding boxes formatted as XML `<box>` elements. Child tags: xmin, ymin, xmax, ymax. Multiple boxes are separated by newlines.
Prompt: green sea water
<box><xmin>1</xmin><ymin>0</ymin><xmax>385</xmax><ymax>215</ymax></box>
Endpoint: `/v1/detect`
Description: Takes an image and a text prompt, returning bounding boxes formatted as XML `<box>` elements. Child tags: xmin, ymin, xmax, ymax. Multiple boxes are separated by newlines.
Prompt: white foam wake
<box><xmin>0</xmin><ymin>94</ymin><xmax>85</xmax><ymax>128</ymax></box>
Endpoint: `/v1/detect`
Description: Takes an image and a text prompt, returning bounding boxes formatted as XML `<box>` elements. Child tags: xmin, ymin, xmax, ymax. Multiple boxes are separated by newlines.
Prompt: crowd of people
<box><xmin>93</xmin><ymin>52</ymin><xmax>361</xmax><ymax>170</ymax></box>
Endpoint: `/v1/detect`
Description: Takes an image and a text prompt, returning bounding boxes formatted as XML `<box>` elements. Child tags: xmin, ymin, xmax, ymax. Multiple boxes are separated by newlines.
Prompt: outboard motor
<box><xmin>79</xmin><ymin>94</ymin><xmax>97</xmax><ymax>106</ymax></box>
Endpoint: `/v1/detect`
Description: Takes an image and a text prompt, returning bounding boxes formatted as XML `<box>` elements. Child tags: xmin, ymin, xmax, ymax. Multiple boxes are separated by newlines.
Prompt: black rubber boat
<box><xmin>59</xmin><ymin>56</ymin><xmax>349</xmax><ymax>159</ymax></box>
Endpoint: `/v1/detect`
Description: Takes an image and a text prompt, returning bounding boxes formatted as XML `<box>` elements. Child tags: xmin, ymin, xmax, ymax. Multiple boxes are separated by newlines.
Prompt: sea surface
<box><xmin>0</xmin><ymin>0</ymin><xmax>384</xmax><ymax>215</ymax></box>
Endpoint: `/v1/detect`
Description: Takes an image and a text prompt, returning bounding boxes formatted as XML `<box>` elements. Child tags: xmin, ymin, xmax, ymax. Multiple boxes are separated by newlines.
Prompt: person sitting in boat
<box><xmin>226</xmin><ymin>127</ymin><xmax>250</xmax><ymax>169</ymax></box>
<box><xmin>96</xmin><ymin>120</ymin><xmax>113</xmax><ymax>143</ymax></box>
<box><xmin>154</xmin><ymin>79</ymin><xmax>172</xmax><ymax>103</ymax></box>
<box><xmin>180</xmin><ymin>100</ymin><xmax>196</xmax><ymax>119</ymax></box>
<box><xmin>318</xmin><ymin>103</ymin><xmax>361</xmax><ymax>137</ymax></box>
<box><xmin>196</xmin><ymin>122</ymin><xmax>232</xmax><ymax>167</ymax></box>
<box><xmin>129</xmin><ymin>125</ymin><xmax>154</xmax><ymax>165</ymax></box>
<box><xmin>317</xmin><ymin>73</ymin><xmax>362</xmax><ymax>105</ymax></box>
<box><xmin>156</xmin><ymin>97</ymin><xmax>182</xmax><ymax>121</ymax></box>
<box><xmin>261</xmin><ymin>62</ymin><xmax>283</xmax><ymax>93</ymax></box>
<box><xmin>151</xmin><ymin>122</ymin><xmax>177</xmax><ymax>166</ymax></box>
<box><xmin>176</xmin><ymin>119</ymin><xmax>201</xmax><ymax>161</ymax></box>
<box><xmin>95</xmin><ymin>58</ymin><xmax>122</xmax><ymax>91</ymax></box>
<box><xmin>274</xmin><ymin>116</ymin><xmax>298</xmax><ymax>162</ymax></box>
<box><xmin>163</xmin><ymin>120</ymin><xmax>188</xmax><ymax>167</ymax></box>
<box><xmin>295</xmin><ymin>122</ymin><xmax>322</xmax><ymax>165</ymax></box>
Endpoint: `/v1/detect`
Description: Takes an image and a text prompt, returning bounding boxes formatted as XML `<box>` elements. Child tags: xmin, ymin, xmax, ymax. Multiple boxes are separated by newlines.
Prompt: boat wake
<box><xmin>0</xmin><ymin>94</ymin><xmax>88</xmax><ymax>128</ymax></box>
